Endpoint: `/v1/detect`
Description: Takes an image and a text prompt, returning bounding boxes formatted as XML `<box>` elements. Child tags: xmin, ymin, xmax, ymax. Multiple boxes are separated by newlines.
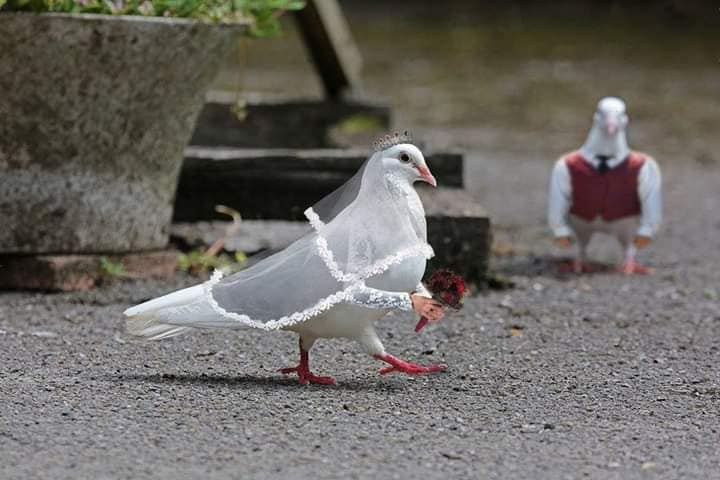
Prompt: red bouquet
<box><xmin>415</xmin><ymin>268</ymin><xmax>468</xmax><ymax>332</ymax></box>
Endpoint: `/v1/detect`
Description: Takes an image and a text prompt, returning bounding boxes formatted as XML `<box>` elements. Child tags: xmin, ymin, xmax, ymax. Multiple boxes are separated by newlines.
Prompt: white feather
<box><xmin>124</xmin><ymin>284</ymin><xmax>247</xmax><ymax>340</ymax></box>
<box><xmin>123</xmin><ymin>284</ymin><xmax>204</xmax><ymax>317</ymax></box>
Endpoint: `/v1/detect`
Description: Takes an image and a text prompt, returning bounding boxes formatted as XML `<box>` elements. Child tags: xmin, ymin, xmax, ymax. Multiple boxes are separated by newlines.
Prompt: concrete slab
<box><xmin>0</xmin><ymin>250</ymin><xmax>177</xmax><ymax>292</ymax></box>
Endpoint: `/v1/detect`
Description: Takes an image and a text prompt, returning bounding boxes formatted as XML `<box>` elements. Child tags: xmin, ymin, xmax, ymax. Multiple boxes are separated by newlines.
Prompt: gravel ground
<box><xmin>3</xmin><ymin>4</ymin><xmax>719</xmax><ymax>478</ymax></box>
<box><xmin>2</xmin><ymin>158</ymin><xmax>719</xmax><ymax>480</ymax></box>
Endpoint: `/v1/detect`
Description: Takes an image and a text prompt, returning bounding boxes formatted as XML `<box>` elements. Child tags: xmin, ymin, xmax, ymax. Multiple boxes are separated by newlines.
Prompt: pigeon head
<box><xmin>593</xmin><ymin>97</ymin><xmax>628</xmax><ymax>137</ymax></box>
<box><xmin>381</xmin><ymin>143</ymin><xmax>437</xmax><ymax>187</ymax></box>
<box><xmin>580</xmin><ymin>97</ymin><xmax>631</xmax><ymax>161</ymax></box>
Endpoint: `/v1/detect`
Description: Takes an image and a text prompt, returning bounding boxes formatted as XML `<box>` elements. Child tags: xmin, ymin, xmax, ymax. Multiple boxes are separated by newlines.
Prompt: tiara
<box><xmin>373</xmin><ymin>131</ymin><xmax>412</xmax><ymax>152</ymax></box>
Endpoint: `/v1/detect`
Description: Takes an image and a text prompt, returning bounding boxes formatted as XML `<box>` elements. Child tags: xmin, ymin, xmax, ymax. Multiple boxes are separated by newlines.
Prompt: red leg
<box><xmin>373</xmin><ymin>353</ymin><xmax>447</xmax><ymax>376</ymax></box>
<box><xmin>279</xmin><ymin>339</ymin><xmax>335</xmax><ymax>385</ymax></box>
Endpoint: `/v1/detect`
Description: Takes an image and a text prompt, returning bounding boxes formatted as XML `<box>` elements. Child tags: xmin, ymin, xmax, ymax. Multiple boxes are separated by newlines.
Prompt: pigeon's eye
<box><xmin>399</xmin><ymin>152</ymin><xmax>411</xmax><ymax>163</ymax></box>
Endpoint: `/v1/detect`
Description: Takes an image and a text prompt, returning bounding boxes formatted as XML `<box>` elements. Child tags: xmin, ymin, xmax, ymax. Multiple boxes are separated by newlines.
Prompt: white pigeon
<box><xmin>125</xmin><ymin>134</ymin><xmax>447</xmax><ymax>385</ymax></box>
<box><xmin>548</xmin><ymin>97</ymin><xmax>662</xmax><ymax>274</ymax></box>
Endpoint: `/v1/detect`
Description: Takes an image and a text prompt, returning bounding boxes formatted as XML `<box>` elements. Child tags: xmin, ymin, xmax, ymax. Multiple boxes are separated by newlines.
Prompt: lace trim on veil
<box><xmin>204</xmin><ymin>270</ymin><xmax>357</xmax><ymax>331</ymax></box>
<box><xmin>304</xmin><ymin>207</ymin><xmax>434</xmax><ymax>283</ymax></box>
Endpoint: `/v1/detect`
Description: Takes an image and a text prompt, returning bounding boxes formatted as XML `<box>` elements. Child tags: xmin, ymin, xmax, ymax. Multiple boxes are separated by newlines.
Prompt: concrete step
<box><xmin>0</xmin><ymin>251</ymin><xmax>177</xmax><ymax>292</ymax></box>
<box><xmin>190</xmin><ymin>97</ymin><xmax>391</xmax><ymax>149</ymax></box>
<box><xmin>418</xmin><ymin>187</ymin><xmax>491</xmax><ymax>285</ymax></box>
<box><xmin>174</xmin><ymin>147</ymin><xmax>464</xmax><ymax>222</ymax></box>
<box><xmin>171</xmin><ymin>220</ymin><xmax>310</xmax><ymax>255</ymax></box>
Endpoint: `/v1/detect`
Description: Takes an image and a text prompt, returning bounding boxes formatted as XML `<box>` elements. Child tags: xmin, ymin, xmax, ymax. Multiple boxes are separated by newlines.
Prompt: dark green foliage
<box><xmin>0</xmin><ymin>0</ymin><xmax>305</xmax><ymax>36</ymax></box>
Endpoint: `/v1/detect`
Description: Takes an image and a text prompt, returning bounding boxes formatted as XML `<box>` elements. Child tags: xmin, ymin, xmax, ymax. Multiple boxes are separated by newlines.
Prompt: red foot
<box><xmin>374</xmin><ymin>353</ymin><xmax>447</xmax><ymax>376</ymax></box>
<box><xmin>618</xmin><ymin>259</ymin><xmax>650</xmax><ymax>275</ymax></box>
<box><xmin>278</xmin><ymin>365</ymin><xmax>335</xmax><ymax>385</ymax></box>
<box><xmin>279</xmin><ymin>348</ymin><xmax>335</xmax><ymax>385</ymax></box>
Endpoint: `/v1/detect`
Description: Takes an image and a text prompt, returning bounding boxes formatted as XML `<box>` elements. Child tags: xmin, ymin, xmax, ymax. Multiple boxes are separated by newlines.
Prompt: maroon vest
<box><xmin>566</xmin><ymin>150</ymin><xmax>645</xmax><ymax>222</ymax></box>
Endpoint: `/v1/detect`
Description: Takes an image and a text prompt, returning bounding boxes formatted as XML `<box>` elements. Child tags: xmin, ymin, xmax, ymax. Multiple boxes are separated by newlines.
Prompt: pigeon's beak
<box><xmin>605</xmin><ymin>119</ymin><xmax>618</xmax><ymax>135</ymax></box>
<box><xmin>417</xmin><ymin>165</ymin><xmax>437</xmax><ymax>187</ymax></box>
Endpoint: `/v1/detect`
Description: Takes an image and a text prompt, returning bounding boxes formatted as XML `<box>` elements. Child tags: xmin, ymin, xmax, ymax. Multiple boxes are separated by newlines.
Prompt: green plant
<box><xmin>178</xmin><ymin>204</ymin><xmax>247</xmax><ymax>276</ymax></box>
<box><xmin>99</xmin><ymin>256</ymin><xmax>127</xmax><ymax>277</ymax></box>
<box><xmin>0</xmin><ymin>0</ymin><xmax>305</xmax><ymax>37</ymax></box>
<box><xmin>177</xmin><ymin>249</ymin><xmax>246</xmax><ymax>275</ymax></box>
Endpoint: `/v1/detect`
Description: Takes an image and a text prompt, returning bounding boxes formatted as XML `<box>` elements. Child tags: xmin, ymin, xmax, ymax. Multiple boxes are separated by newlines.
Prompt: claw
<box><xmin>374</xmin><ymin>353</ymin><xmax>447</xmax><ymax>376</ymax></box>
<box><xmin>279</xmin><ymin>342</ymin><xmax>335</xmax><ymax>385</ymax></box>
<box><xmin>279</xmin><ymin>364</ymin><xmax>336</xmax><ymax>385</ymax></box>
<box><xmin>379</xmin><ymin>364</ymin><xmax>446</xmax><ymax>375</ymax></box>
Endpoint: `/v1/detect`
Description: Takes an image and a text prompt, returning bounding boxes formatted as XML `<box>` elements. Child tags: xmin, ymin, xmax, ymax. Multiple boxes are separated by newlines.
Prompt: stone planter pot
<box><xmin>0</xmin><ymin>13</ymin><xmax>246</xmax><ymax>253</ymax></box>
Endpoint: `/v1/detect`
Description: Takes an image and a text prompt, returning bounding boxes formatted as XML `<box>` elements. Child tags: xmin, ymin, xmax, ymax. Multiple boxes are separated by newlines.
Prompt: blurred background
<box><xmin>213</xmin><ymin>0</ymin><xmax>718</xmax><ymax>233</ymax></box>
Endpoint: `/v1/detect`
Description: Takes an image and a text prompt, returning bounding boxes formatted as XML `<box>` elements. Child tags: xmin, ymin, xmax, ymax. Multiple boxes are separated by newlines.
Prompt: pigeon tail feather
<box><xmin>123</xmin><ymin>284</ymin><xmax>205</xmax><ymax>317</ymax></box>
<box><xmin>124</xmin><ymin>284</ymin><xmax>246</xmax><ymax>339</ymax></box>
<box><xmin>126</xmin><ymin>316</ymin><xmax>194</xmax><ymax>340</ymax></box>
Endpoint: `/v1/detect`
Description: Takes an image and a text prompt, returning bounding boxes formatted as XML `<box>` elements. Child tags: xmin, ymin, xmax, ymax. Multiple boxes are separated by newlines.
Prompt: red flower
<box><xmin>415</xmin><ymin>269</ymin><xmax>467</xmax><ymax>332</ymax></box>
<box><xmin>425</xmin><ymin>268</ymin><xmax>467</xmax><ymax>309</ymax></box>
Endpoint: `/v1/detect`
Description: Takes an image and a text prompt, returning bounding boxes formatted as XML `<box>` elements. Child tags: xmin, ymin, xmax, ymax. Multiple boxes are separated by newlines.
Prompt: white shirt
<box><xmin>548</xmin><ymin>154</ymin><xmax>663</xmax><ymax>238</ymax></box>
